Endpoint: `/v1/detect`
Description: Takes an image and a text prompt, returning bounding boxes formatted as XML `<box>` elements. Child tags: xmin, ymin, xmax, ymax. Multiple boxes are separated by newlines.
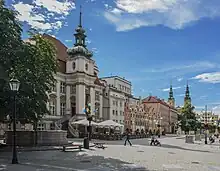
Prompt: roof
<box><xmin>100</xmin><ymin>75</ymin><xmax>131</xmax><ymax>85</ymax></box>
<box><xmin>142</xmin><ymin>96</ymin><xmax>177</xmax><ymax>110</ymax></box>
<box><xmin>42</xmin><ymin>34</ymin><xmax>68</xmax><ymax>62</ymax></box>
<box><xmin>94</xmin><ymin>77</ymin><xmax>105</xmax><ymax>87</ymax></box>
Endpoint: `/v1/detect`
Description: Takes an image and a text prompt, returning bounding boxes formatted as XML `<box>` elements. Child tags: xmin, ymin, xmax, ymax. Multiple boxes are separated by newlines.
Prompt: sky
<box><xmin>5</xmin><ymin>0</ymin><xmax>220</xmax><ymax>114</ymax></box>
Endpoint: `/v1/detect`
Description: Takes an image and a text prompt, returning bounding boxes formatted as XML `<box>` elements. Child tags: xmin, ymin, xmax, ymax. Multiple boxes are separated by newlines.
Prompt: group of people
<box><xmin>123</xmin><ymin>128</ymin><xmax>161</xmax><ymax>146</ymax></box>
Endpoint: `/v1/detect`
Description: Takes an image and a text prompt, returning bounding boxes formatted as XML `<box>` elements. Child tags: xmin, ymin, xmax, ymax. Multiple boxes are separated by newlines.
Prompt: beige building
<box><xmin>142</xmin><ymin>84</ymin><xmax>179</xmax><ymax>133</ymax></box>
<box><xmin>196</xmin><ymin>111</ymin><xmax>219</xmax><ymax>125</ymax></box>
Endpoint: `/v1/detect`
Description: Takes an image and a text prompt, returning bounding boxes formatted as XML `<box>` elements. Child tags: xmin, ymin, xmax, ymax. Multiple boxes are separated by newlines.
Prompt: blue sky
<box><xmin>6</xmin><ymin>0</ymin><xmax>220</xmax><ymax>113</ymax></box>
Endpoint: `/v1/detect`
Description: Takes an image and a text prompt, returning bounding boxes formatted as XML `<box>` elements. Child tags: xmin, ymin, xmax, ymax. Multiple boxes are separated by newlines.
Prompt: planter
<box><xmin>185</xmin><ymin>135</ymin><xmax>194</xmax><ymax>144</ymax></box>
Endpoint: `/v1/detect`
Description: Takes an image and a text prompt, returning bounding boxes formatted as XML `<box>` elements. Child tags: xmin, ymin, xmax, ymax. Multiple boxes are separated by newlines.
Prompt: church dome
<box><xmin>67</xmin><ymin>45</ymin><xmax>93</xmax><ymax>58</ymax></box>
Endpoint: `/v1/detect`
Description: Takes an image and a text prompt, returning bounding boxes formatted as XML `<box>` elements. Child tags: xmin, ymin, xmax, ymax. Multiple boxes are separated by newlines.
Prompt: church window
<box><xmin>60</xmin><ymin>103</ymin><xmax>66</xmax><ymax>116</ymax></box>
<box><xmin>60</xmin><ymin>82</ymin><xmax>66</xmax><ymax>94</ymax></box>
<box><xmin>72</xmin><ymin>62</ymin><xmax>76</xmax><ymax>70</ymax></box>
<box><xmin>85</xmin><ymin>63</ymin><xmax>88</xmax><ymax>70</ymax></box>
<box><xmin>95</xmin><ymin>91</ymin><xmax>100</xmax><ymax>101</ymax></box>
<box><xmin>49</xmin><ymin>100</ymin><xmax>56</xmax><ymax>115</ymax></box>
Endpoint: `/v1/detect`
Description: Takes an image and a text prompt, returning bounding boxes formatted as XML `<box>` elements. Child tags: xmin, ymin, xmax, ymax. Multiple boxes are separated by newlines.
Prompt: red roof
<box><xmin>94</xmin><ymin>77</ymin><xmax>105</xmax><ymax>87</ymax></box>
<box><xmin>142</xmin><ymin>96</ymin><xmax>175</xmax><ymax>109</ymax></box>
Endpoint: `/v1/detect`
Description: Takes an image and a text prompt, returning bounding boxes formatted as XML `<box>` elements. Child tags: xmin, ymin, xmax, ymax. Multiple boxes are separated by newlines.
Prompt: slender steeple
<box><xmin>184</xmin><ymin>80</ymin><xmax>191</xmax><ymax>105</ymax></box>
<box><xmin>74</xmin><ymin>5</ymin><xmax>86</xmax><ymax>47</ymax></box>
<box><xmin>168</xmin><ymin>81</ymin><xmax>175</xmax><ymax>107</ymax></box>
<box><xmin>79</xmin><ymin>5</ymin><xmax>82</xmax><ymax>27</ymax></box>
<box><xmin>67</xmin><ymin>5</ymin><xmax>93</xmax><ymax>58</ymax></box>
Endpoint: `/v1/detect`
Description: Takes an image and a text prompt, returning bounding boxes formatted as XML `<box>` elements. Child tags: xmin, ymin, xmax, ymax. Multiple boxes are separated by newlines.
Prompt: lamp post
<box><xmin>9</xmin><ymin>78</ymin><xmax>20</xmax><ymax>164</ymax></box>
<box><xmin>204</xmin><ymin>105</ymin><xmax>208</xmax><ymax>144</ymax></box>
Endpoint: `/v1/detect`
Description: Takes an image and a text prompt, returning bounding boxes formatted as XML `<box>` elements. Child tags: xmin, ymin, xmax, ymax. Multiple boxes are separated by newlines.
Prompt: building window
<box><xmin>112</xmin><ymin>110</ymin><xmax>115</xmax><ymax>115</ymax></box>
<box><xmin>95</xmin><ymin>91</ymin><xmax>100</xmax><ymax>101</ymax></box>
<box><xmin>105</xmin><ymin>93</ymin><xmax>108</xmax><ymax>96</ymax></box>
<box><xmin>60</xmin><ymin>103</ymin><xmax>66</xmax><ymax>116</ymax></box>
<box><xmin>85</xmin><ymin>63</ymin><xmax>88</xmax><ymax>70</ymax></box>
<box><xmin>71</xmin><ymin>85</ymin><xmax>76</xmax><ymax>94</ymax></box>
<box><xmin>116</xmin><ymin>101</ymin><xmax>118</xmax><ymax>106</ymax></box>
<box><xmin>120</xmin><ymin>111</ymin><xmax>122</xmax><ymax>115</ymax></box>
<box><xmin>37</xmin><ymin>123</ymin><xmax>45</xmax><ymax>130</ymax></box>
<box><xmin>50</xmin><ymin>123</ymin><xmax>55</xmax><ymax>130</ymax></box>
<box><xmin>72</xmin><ymin>62</ymin><xmax>76</xmax><ymax>70</ymax></box>
<box><xmin>120</xmin><ymin>101</ymin><xmax>122</xmax><ymax>107</ymax></box>
<box><xmin>60</xmin><ymin>82</ymin><xmax>66</xmax><ymax>93</ymax></box>
<box><xmin>49</xmin><ymin>100</ymin><xmax>56</xmax><ymax>115</ymax></box>
<box><xmin>113</xmin><ymin>100</ymin><xmax>115</xmax><ymax>105</ymax></box>
<box><xmin>116</xmin><ymin>110</ymin><xmax>118</xmax><ymax>115</ymax></box>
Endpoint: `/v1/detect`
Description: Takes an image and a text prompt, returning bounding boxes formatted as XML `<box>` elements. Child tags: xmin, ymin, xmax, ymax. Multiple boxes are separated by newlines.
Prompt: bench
<box><xmin>62</xmin><ymin>144</ymin><xmax>82</xmax><ymax>152</ymax></box>
<box><xmin>94</xmin><ymin>142</ymin><xmax>106</xmax><ymax>149</ymax></box>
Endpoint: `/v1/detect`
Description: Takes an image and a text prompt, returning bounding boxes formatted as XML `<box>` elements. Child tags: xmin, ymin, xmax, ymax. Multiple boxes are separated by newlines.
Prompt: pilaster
<box><xmin>90</xmin><ymin>87</ymin><xmax>95</xmax><ymax>116</ymax></box>
<box><xmin>99</xmin><ymin>94</ymin><xmax>103</xmax><ymax>119</ymax></box>
<box><xmin>76</xmin><ymin>84</ymin><xmax>85</xmax><ymax>114</ymax></box>
<box><xmin>66</xmin><ymin>85</ymin><xmax>71</xmax><ymax>115</ymax></box>
<box><xmin>56</xmin><ymin>80</ymin><xmax>61</xmax><ymax>116</ymax></box>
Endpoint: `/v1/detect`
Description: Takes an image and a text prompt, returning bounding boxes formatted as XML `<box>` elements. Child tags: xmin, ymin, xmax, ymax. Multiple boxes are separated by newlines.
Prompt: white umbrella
<box><xmin>98</xmin><ymin>120</ymin><xmax>124</xmax><ymax>127</ymax></box>
<box><xmin>72</xmin><ymin>119</ymin><xmax>98</xmax><ymax>126</ymax></box>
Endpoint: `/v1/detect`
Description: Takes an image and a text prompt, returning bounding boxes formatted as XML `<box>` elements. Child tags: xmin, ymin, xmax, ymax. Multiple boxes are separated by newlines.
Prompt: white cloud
<box><xmin>176</xmin><ymin>94</ymin><xmax>185</xmax><ymax>97</ymax></box>
<box><xmin>144</xmin><ymin>61</ymin><xmax>219</xmax><ymax>73</ymax></box>
<box><xmin>192</xmin><ymin>72</ymin><xmax>220</xmax><ymax>83</ymax></box>
<box><xmin>177</xmin><ymin>78</ymin><xmax>183</xmax><ymax>82</ymax></box>
<box><xmin>104</xmin><ymin>0</ymin><xmax>220</xmax><ymax>31</ymax></box>
<box><xmin>212</xmin><ymin>105</ymin><xmax>220</xmax><ymax>115</ymax></box>
<box><xmin>92</xmin><ymin>47</ymin><xmax>98</xmax><ymax>54</ymax></box>
<box><xmin>162</xmin><ymin>86</ymin><xmax>181</xmax><ymax>92</ymax></box>
<box><xmin>86</xmin><ymin>39</ymin><xmax>92</xmax><ymax>44</ymax></box>
<box><xmin>12</xmin><ymin>0</ymin><xmax>75</xmax><ymax>31</ymax></box>
<box><xmin>34</xmin><ymin>0</ymin><xmax>74</xmax><ymax>16</ymax></box>
<box><xmin>65</xmin><ymin>39</ymin><xmax>72</xmax><ymax>42</ymax></box>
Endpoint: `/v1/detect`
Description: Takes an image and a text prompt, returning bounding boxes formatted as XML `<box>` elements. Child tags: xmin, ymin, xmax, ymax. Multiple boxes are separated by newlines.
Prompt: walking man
<box><xmin>124</xmin><ymin>128</ymin><xmax>132</xmax><ymax>146</ymax></box>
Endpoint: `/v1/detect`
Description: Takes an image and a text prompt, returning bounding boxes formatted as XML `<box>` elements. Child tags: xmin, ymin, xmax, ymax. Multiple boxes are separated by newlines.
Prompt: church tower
<box><xmin>66</xmin><ymin>6</ymin><xmax>97</xmax><ymax>117</ymax></box>
<box><xmin>184</xmin><ymin>81</ymin><xmax>191</xmax><ymax>105</ymax></box>
<box><xmin>168</xmin><ymin>82</ymin><xmax>175</xmax><ymax>107</ymax></box>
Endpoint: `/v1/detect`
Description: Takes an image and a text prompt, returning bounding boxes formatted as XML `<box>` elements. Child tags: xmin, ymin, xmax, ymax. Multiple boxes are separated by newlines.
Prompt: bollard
<box><xmin>83</xmin><ymin>137</ymin><xmax>89</xmax><ymax>149</ymax></box>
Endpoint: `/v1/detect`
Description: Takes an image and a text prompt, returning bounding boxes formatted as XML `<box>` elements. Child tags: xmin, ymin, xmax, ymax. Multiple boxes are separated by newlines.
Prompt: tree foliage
<box><xmin>178</xmin><ymin>101</ymin><xmax>200</xmax><ymax>132</ymax></box>
<box><xmin>0</xmin><ymin>1</ymin><xmax>57</xmax><ymax>122</ymax></box>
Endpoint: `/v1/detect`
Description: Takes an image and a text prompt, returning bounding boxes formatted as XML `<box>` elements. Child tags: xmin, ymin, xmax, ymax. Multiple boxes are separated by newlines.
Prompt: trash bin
<box><xmin>84</xmin><ymin>137</ymin><xmax>89</xmax><ymax>149</ymax></box>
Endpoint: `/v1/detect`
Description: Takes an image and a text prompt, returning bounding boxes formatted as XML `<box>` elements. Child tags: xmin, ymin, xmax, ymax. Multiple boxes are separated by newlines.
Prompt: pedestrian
<box><xmin>124</xmin><ymin>128</ymin><xmax>132</xmax><ymax>146</ymax></box>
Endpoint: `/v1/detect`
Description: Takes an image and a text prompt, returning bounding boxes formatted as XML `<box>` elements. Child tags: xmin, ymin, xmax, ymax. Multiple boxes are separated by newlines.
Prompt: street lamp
<box><xmin>9</xmin><ymin>78</ymin><xmax>20</xmax><ymax>164</ymax></box>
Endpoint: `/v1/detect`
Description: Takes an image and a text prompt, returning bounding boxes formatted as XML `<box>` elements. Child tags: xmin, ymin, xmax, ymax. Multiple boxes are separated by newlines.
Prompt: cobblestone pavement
<box><xmin>1</xmin><ymin>136</ymin><xmax>220</xmax><ymax>171</ymax></box>
<box><xmin>0</xmin><ymin>150</ymin><xmax>149</xmax><ymax>171</ymax></box>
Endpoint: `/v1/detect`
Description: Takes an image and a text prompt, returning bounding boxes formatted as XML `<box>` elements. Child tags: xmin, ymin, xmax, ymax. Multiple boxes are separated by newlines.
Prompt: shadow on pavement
<box><xmin>160</xmin><ymin>144</ymin><xmax>211</xmax><ymax>153</ymax></box>
<box><xmin>0</xmin><ymin>151</ymin><xmax>150</xmax><ymax>171</ymax></box>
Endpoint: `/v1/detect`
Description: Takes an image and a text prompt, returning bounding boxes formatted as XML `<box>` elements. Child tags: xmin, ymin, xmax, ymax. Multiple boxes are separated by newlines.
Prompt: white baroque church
<box><xmin>38</xmin><ymin>10</ymin><xmax>133</xmax><ymax>134</ymax></box>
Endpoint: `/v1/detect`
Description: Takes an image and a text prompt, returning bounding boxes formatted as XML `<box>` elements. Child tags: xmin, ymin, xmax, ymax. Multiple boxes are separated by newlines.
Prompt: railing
<box><xmin>68</xmin><ymin>116</ymin><xmax>79</xmax><ymax>138</ymax></box>
<box><xmin>54</xmin><ymin>115</ymin><xmax>71</xmax><ymax>130</ymax></box>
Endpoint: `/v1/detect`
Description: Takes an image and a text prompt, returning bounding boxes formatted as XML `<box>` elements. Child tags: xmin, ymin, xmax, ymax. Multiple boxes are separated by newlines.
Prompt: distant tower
<box><xmin>168</xmin><ymin>81</ymin><xmax>175</xmax><ymax>107</ymax></box>
<box><xmin>184</xmin><ymin>81</ymin><xmax>191</xmax><ymax>105</ymax></box>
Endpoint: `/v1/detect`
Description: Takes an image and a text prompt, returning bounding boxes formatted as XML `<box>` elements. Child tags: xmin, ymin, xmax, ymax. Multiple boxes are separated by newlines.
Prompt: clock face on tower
<box><xmin>72</xmin><ymin>62</ymin><xmax>76</xmax><ymax>70</ymax></box>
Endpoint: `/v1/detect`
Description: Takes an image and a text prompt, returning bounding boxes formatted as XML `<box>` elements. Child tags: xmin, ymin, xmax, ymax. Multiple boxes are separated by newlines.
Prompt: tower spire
<box><xmin>168</xmin><ymin>80</ymin><xmax>175</xmax><ymax>107</ymax></box>
<box><xmin>168</xmin><ymin>81</ymin><xmax>174</xmax><ymax>100</ymax></box>
<box><xmin>79</xmin><ymin>5</ymin><xmax>82</xmax><ymax>27</ymax></box>
<box><xmin>184</xmin><ymin>80</ymin><xmax>191</xmax><ymax>105</ymax></box>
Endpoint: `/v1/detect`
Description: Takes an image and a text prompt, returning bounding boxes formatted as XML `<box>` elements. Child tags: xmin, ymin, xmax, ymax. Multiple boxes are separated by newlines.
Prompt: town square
<box><xmin>1</xmin><ymin>0</ymin><xmax>220</xmax><ymax>170</ymax></box>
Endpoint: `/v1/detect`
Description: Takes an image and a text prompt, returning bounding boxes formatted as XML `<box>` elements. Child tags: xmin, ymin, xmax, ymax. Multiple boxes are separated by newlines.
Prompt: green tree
<box><xmin>0</xmin><ymin>1</ymin><xmax>57</xmax><ymax>123</ymax></box>
<box><xmin>178</xmin><ymin>101</ymin><xmax>199</xmax><ymax>133</ymax></box>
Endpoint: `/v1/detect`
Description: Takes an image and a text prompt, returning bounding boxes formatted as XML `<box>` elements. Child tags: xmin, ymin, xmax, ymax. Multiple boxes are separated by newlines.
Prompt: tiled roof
<box><xmin>142</xmin><ymin>96</ymin><xmax>177</xmax><ymax>110</ymax></box>
<box><xmin>42</xmin><ymin>34</ymin><xmax>68</xmax><ymax>62</ymax></box>
<box><xmin>94</xmin><ymin>77</ymin><xmax>105</xmax><ymax>87</ymax></box>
